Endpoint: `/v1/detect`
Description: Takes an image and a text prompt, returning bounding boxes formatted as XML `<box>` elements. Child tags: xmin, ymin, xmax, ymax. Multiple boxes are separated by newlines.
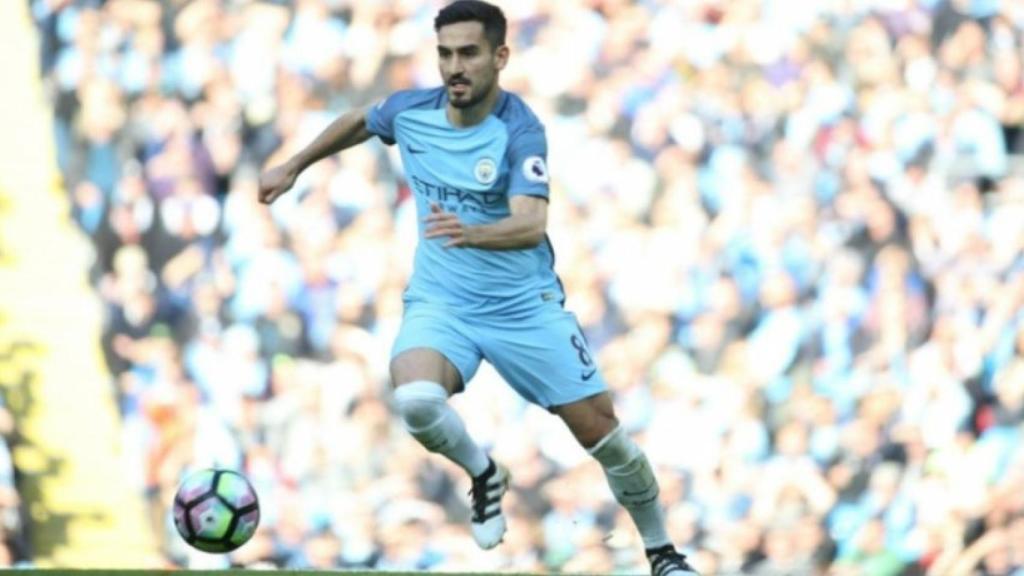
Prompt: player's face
<box><xmin>437</xmin><ymin>21</ymin><xmax>508</xmax><ymax>109</ymax></box>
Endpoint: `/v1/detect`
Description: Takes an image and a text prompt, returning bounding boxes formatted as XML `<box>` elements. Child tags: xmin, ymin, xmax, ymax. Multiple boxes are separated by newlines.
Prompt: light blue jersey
<box><xmin>367</xmin><ymin>87</ymin><xmax>605</xmax><ymax>406</ymax></box>
<box><xmin>366</xmin><ymin>87</ymin><xmax>563</xmax><ymax>317</ymax></box>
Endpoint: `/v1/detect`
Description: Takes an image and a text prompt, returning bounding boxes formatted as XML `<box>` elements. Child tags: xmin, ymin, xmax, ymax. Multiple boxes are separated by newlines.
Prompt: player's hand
<box><xmin>258</xmin><ymin>161</ymin><xmax>299</xmax><ymax>204</ymax></box>
<box><xmin>424</xmin><ymin>203</ymin><xmax>469</xmax><ymax>248</ymax></box>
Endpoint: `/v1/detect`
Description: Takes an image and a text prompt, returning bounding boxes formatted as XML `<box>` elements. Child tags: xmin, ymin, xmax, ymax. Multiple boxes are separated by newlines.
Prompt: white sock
<box><xmin>394</xmin><ymin>380</ymin><xmax>490</xmax><ymax>477</ymax></box>
<box><xmin>589</xmin><ymin>426</ymin><xmax>672</xmax><ymax>550</ymax></box>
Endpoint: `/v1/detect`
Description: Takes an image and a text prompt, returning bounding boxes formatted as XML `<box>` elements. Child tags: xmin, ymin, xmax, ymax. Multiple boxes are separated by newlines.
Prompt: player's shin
<box><xmin>393</xmin><ymin>380</ymin><xmax>490</xmax><ymax>476</ymax></box>
<box><xmin>588</xmin><ymin>426</ymin><xmax>673</xmax><ymax>549</ymax></box>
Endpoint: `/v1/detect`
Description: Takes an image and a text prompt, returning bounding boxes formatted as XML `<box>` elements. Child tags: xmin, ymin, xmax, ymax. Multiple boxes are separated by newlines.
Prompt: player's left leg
<box><xmin>472</xmin><ymin>304</ymin><xmax>698</xmax><ymax>575</ymax></box>
<box><xmin>552</xmin><ymin>393</ymin><xmax>699</xmax><ymax>576</ymax></box>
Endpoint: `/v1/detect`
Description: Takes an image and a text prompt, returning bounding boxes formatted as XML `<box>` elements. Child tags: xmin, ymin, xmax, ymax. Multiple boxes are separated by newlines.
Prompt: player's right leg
<box><xmin>389</xmin><ymin>304</ymin><xmax>509</xmax><ymax>549</ymax></box>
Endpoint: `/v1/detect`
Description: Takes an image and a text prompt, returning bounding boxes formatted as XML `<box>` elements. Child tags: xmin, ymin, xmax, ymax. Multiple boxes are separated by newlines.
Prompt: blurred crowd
<box><xmin>25</xmin><ymin>0</ymin><xmax>1024</xmax><ymax>573</ymax></box>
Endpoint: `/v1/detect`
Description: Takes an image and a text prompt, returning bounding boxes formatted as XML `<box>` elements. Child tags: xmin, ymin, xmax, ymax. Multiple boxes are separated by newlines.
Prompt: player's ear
<box><xmin>494</xmin><ymin>44</ymin><xmax>510</xmax><ymax>71</ymax></box>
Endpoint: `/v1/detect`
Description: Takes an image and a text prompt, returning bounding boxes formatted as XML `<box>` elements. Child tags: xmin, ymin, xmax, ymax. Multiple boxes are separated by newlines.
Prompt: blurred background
<box><xmin>1</xmin><ymin>0</ymin><xmax>1023</xmax><ymax>573</ymax></box>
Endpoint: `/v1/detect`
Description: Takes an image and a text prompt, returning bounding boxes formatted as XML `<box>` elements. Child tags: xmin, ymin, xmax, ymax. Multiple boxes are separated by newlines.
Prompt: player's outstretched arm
<box><xmin>425</xmin><ymin>195</ymin><xmax>548</xmax><ymax>250</ymax></box>
<box><xmin>258</xmin><ymin>105</ymin><xmax>374</xmax><ymax>204</ymax></box>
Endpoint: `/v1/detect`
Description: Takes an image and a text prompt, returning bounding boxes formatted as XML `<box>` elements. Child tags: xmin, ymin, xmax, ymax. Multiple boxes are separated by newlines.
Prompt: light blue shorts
<box><xmin>391</xmin><ymin>301</ymin><xmax>608</xmax><ymax>408</ymax></box>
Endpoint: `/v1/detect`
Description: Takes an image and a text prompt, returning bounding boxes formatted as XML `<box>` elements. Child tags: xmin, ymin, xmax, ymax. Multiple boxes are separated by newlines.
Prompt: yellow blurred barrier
<box><xmin>0</xmin><ymin>1</ymin><xmax>160</xmax><ymax>568</ymax></box>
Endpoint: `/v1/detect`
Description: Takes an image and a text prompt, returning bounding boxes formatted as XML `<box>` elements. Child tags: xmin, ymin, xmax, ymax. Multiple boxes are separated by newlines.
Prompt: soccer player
<box><xmin>258</xmin><ymin>1</ymin><xmax>698</xmax><ymax>574</ymax></box>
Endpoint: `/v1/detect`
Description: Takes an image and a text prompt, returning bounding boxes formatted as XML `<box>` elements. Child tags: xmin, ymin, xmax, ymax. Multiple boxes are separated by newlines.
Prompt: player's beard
<box><xmin>448</xmin><ymin>77</ymin><xmax>492</xmax><ymax>109</ymax></box>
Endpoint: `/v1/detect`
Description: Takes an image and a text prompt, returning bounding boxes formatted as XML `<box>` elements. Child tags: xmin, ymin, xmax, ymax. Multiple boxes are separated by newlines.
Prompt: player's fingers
<box><xmin>430</xmin><ymin>202</ymin><xmax>443</xmax><ymax>213</ymax></box>
<box><xmin>425</xmin><ymin>222</ymin><xmax>461</xmax><ymax>238</ymax></box>
<box><xmin>425</xmin><ymin>226</ymin><xmax>454</xmax><ymax>238</ymax></box>
<box><xmin>424</xmin><ymin>212</ymin><xmax>458</xmax><ymax>224</ymax></box>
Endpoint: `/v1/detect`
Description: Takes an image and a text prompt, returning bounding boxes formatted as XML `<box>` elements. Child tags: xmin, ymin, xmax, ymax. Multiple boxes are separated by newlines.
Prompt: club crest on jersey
<box><xmin>523</xmin><ymin>156</ymin><xmax>549</xmax><ymax>183</ymax></box>
<box><xmin>474</xmin><ymin>157</ymin><xmax>498</xmax><ymax>185</ymax></box>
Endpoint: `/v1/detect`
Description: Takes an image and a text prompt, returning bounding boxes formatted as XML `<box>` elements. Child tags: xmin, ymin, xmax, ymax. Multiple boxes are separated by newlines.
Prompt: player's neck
<box><xmin>447</xmin><ymin>87</ymin><xmax>502</xmax><ymax>128</ymax></box>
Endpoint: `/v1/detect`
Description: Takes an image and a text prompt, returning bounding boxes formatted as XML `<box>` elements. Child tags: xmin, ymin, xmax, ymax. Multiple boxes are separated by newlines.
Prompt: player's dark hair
<box><xmin>434</xmin><ymin>0</ymin><xmax>507</xmax><ymax>50</ymax></box>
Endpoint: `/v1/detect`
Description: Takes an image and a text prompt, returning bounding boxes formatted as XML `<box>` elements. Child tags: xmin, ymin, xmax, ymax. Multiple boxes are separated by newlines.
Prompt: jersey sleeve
<box><xmin>506</xmin><ymin>126</ymin><xmax>550</xmax><ymax>199</ymax></box>
<box><xmin>365</xmin><ymin>90</ymin><xmax>415</xmax><ymax>145</ymax></box>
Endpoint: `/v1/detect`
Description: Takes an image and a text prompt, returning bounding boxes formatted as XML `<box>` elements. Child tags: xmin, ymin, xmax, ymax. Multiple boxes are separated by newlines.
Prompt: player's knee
<box><xmin>589</xmin><ymin>426</ymin><xmax>660</xmax><ymax>507</ymax></box>
<box><xmin>394</xmin><ymin>380</ymin><xmax>450</xmax><ymax>430</ymax></box>
<box><xmin>588</xmin><ymin>426</ymin><xmax>638</xmax><ymax>468</ymax></box>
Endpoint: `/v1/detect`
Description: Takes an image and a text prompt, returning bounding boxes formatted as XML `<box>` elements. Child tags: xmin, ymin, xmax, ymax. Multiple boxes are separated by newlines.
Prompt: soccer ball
<box><xmin>172</xmin><ymin>469</ymin><xmax>260</xmax><ymax>553</ymax></box>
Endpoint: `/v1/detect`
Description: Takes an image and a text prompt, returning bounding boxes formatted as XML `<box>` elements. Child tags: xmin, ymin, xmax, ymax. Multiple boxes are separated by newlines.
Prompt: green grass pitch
<box><xmin>0</xmin><ymin>565</ymin><xmax>585</xmax><ymax>569</ymax></box>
